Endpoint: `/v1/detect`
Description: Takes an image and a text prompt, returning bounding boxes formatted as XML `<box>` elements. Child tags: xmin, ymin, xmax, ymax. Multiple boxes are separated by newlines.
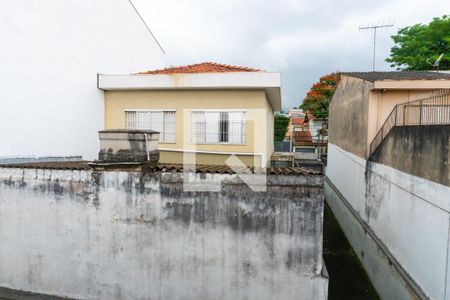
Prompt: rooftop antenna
<box><xmin>426</xmin><ymin>53</ymin><xmax>444</xmax><ymax>72</ymax></box>
<box><xmin>359</xmin><ymin>20</ymin><xmax>394</xmax><ymax>71</ymax></box>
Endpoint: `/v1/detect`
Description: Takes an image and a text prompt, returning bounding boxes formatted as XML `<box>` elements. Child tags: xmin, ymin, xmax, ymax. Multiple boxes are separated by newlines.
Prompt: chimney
<box><xmin>97</xmin><ymin>130</ymin><xmax>160</xmax><ymax>163</ymax></box>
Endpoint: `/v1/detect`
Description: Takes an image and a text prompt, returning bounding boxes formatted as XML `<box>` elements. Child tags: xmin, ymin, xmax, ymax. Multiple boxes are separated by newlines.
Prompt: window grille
<box><xmin>191</xmin><ymin>111</ymin><xmax>246</xmax><ymax>144</ymax></box>
<box><xmin>125</xmin><ymin>110</ymin><xmax>176</xmax><ymax>143</ymax></box>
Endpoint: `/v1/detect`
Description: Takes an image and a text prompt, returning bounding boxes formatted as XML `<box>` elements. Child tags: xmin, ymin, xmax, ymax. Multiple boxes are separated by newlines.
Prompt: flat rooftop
<box><xmin>341</xmin><ymin>71</ymin><xmax>450</xmax><ymax>82</ymax></box>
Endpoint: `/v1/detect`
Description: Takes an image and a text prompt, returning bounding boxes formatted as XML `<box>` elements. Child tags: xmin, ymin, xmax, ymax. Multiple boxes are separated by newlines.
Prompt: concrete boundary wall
<box><xmin>325</xmin><ymin>178</ymin><xmax>423</xmax><ymax>300</ymax></box>
<box><xmin>370</xmin><ymin>125</ymin><xmax>450</xmax><ymax>187</ymax></box>
<box><xmin>326</xmin><ymin>143</ymin><xmax>450</xmax><ymax>300</ymax></box>
<box><xmin>0</xmin><ymin>167</ymin><xmax>327</xmax><ymax>300</ymax></box>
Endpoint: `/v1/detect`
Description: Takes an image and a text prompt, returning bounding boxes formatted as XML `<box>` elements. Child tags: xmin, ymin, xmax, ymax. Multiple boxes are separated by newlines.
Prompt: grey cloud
<box><xmin>133</xmin><ymin>0</ymin><xmax>449</xmax><ymax>109</ymax></box>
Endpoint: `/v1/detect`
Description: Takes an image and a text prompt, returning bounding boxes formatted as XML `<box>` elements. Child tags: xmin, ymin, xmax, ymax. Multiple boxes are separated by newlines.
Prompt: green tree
<box><xmin>300</xmin><ymin>73</ymin><xmax>339</xmax><ymax>119</ymax></box>
<box><xmin>386</xmin><ymin>15</ymin><xmax>450</xmax><ymax>70</ymax></box>
<box><xmin>274</xmin><ymin>114</ymin><xmax>290</xmax><ymax>142</ymax></box>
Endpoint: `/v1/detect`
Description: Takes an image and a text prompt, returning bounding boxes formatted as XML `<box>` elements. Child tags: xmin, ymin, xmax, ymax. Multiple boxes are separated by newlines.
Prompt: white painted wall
<box><xmin>326</xmin><ymin>143</ymin><xmax>450</xmax><ymax>299</ymax></box>
<box><xmin>0</xmin><ymin>0</ymin><xmax>165</xmax><ymax>160</ymax></box>
<box><xmin>309</xmin><ymin>120</ymin><xmax>325</xmax><ymax>141</ymax></box>
<box><xmin>293</xmin><ymin>146</ymin><xmax>318</xmax><ymax>160</ymax></box>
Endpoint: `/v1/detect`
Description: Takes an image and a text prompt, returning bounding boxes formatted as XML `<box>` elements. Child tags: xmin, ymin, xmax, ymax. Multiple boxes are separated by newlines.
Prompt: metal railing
<box><xmin>369</xmin><ymin>89</ymin><xmax>450</xmax><ymax>156</ymax></box>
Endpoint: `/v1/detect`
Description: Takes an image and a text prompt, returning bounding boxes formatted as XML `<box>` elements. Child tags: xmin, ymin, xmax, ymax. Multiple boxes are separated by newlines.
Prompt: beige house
<box><xmin>329</xmin><ymin>71</ymin><xmax>450</xmax><ymax>159</ymax></box>
<box><xmin>326</xmin><ymin>71</ymin><xmax>450</xmax><ymax>300</ymax></box>
<box><xmin>98</xmin><ymin>62</ymin><xmax>282</xmax><ymax>167</ymax></box>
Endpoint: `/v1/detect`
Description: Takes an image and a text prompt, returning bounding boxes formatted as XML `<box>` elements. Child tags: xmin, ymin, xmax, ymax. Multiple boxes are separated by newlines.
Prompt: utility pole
<box><xmin>359</xmin><ymin>23</ymin><xmax>393</xmax><ymax>71</ymax></box>
<box><xmin>289</xmin><ymin>125</ymin><xmax>293</xmax><ymax>153</ymax></box>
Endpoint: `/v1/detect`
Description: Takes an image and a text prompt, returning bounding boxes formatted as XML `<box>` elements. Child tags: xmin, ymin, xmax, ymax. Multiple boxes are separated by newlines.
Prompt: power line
<box><xmin>359</xmin><ymin>23</ymin><xmax>393</xmax><ymax>71</ymax></box>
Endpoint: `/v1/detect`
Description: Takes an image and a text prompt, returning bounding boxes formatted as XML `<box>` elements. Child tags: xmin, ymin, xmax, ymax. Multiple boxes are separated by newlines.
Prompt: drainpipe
<box><xmin>144</xmin><ymin>133</ymin><xmax>150</xmax><ymax>161</ymax></box>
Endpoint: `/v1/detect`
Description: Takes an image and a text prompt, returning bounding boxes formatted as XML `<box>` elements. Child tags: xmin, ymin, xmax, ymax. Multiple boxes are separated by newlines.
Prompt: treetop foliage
<box><xmin>386</xmin><ymin>15</ymin><xmax>450</xmax><ymax>70</ymax></box>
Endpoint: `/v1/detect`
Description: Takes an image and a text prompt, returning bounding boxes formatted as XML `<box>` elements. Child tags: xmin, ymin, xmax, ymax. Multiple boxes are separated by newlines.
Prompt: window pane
<box><xmin>151</xmin><ymin>111</ymin><xmax>164</xmax><ymax>134</ymax></box>
<box><xmin>219</xmin><ymin>112</ymin><xmax>229</xmax><ymax>143</ymax></box>
<box><xmin>137</xmin><ymin>111</ymin><xmax>149</xmax><ymax>129</ymax></box>
<box><xmin>163</xmin><ymin>111</ymin><xmax>176</xmax><ymax>142</ymax></box>
<box><xmin>191</xmin><ymin>111</ymin><xmax>245</xmax><ymax>145</ymax></box>
<box><xmin>205</xmin><ymin>112</ymin><xmax>220</xmax><ymax>143</ymax></box>
<box><xmin>229</xmin><ymin>112</ymin><xmax>245</xmax><ymax>144</ymax></box>
<box><xmin>192</xmin><ymin>111</ymin><xmax>206</xmax><ymax>144</ymax></box>
<box><xmin>126</xmin><ymin>110</ymin><xmax>176</xmax><ymax>143</ymax></box>
<box><xmin>126</xmin><ymin>111</ymin><xmax>137</xmax><ymax>129</ymax></box>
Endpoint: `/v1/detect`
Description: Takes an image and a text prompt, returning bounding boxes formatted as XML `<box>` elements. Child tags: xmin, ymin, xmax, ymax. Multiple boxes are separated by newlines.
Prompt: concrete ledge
<box><xmin>0</xmin><ymin>286</ymin><xmax>75</xmax><ymax>300</ymax></box>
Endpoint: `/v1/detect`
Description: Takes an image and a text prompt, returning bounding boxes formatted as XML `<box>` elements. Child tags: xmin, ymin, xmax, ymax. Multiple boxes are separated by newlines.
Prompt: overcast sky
<box><xmin>132</xmin><ymin>0</ymin><xmax>448</xmax><ymax>110</ymax></box>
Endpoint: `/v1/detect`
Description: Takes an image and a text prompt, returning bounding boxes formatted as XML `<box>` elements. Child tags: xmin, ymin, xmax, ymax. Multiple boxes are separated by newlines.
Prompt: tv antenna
<box><xmin>426</xmin><ymin>53</ymin><xmax>444</xmax><ymax>71</ymax></box>
<box><xmin>359</xmin><ymin>22</ymin><xmax>393</xmax><ymax>71</ymax></box>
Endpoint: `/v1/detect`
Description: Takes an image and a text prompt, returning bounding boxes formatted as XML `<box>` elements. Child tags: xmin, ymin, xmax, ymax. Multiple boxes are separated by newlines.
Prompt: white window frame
<box><xmin>125</xmin><ymin>109</ymin><xmax>176</xmax><ymax>143</ymax></box>
<box><xmin>191</xmin><ymin>110</ymin><xmax>246</xmax><ymax>145</ymax></box>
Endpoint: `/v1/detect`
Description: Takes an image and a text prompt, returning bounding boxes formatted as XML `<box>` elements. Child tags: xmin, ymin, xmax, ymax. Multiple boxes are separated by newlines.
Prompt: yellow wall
<box><xmin>331</xmin><ymin>74</ymin><xmax>444</xmax><ymax>159</ymax></box>
<box><xmin>160</xmin><ymin>151</ymin><xmax>260</xmax><ymax>167</ymax></box>
<box><xmin>104</xmin><ymin>89</ymin><xmax>273</xmax><ymax>167</ymax></box>
<box><xmin>367</xmin><ymin>89</ymin><xmax>431</xmax><ymax>154</ymax></box>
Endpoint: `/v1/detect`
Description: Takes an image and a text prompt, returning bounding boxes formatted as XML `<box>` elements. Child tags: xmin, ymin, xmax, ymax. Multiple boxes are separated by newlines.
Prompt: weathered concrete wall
<box><xmin>326</xmin><ymin>143</ymin><xmax>450</xmax><ymax>300</ymax></box>
<box><xmin>329</xmin><ymin>76</ymin><xmax>372</xmax><ymax>159</ymax></box>
<box><xmin>0</xmin><ymin>168</ymin><xmax>327</xmax><ymax>300</ymax></box>
<box><xmin>371</xmin><ymin>125</ymin><xmax>450</xmax><ymax>187</ymax></box>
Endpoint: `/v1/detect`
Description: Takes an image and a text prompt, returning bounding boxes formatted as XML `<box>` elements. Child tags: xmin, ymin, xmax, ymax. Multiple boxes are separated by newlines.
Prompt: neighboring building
<box><xmin>274</xmin><ymin>110</ymin><xmax>288</xmax><ymax>117</ymax></box>
<box><xmin>98</xmin><ymin>62</ymin><xmax>282</xmax><ymax>167</ymax></box>
<box><xmin>285</xmin><ymin>110</ymin><xmax>327</xmax><ymax>160</ymax></box>
<box><xmin>288</xmin><ymin>108</ymin><xmax>305</xmax><ymax>118</ymax></box>
<box><xmin>305</xmin><ymin>110</ymin><xmax>327</xmax><ymax>143</ymax></box>
<box><xmin>284</xmin><ymin>116</ymin><xmax>305</xmax><ymax>141</ymax></box>
<box><xmin>0</xmin><ymin>0</ymin><xmax>165</xmax><ymax>161</ymax></box>
<box><xmin>326</xmin><ymin>71</ymin><xmax>450</xmax><ymax>300</ymax></box>
<box><xmin>293</xmin><ymin>130</ymin><xmax>318</xmax><ymax>160</ymax></box>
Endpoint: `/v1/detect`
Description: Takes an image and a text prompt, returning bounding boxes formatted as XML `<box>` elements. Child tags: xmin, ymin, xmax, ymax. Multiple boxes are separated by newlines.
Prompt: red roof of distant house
<box><xmin>293</xmin><ymin>131</ymin><xmax>313</xmax><ymax>143</ymax></box>
<box><xmin>137</xmin><ymin>62</ymin><xmax>260</xmax><ymax>75</ymax></box>
<box><xmin>291</xmin><ymin>117</ymin><xmax>305</xmax><ymax>125</ymax></box>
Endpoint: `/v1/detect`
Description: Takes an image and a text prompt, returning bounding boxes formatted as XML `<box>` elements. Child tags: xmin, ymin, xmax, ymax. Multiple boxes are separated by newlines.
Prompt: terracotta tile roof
<box><xmin>0</xmin><ymin>161</ymin><xmax>90</xmax><ymax>170</ymax></box>
<box><xmin>293</xmin><ymin>131</ymin><xmax>313</xmax><ymax>144</ymax></box>
<box><xmin>285</xmin><ymin>118</ymin><xmax>307</xmax><ymax>140</ymax></box>
<box><xmin>341</xmin><ymin>71</ymin><xmax>450</xmax><ymax>82</ymax></box>
<box><xmin>148</xmin><ymin>163</ymin><xmax>320</xmax><ymax>175</ymax></box>
<box><xmin>137</xmin><ymin>62</ymin><xmax>260</xmax><ymax>75</ymax></box>
<box><xmin>0</xmin><ymin>161</ymin><xmax>321</xmax><ymax>175</ymax></box>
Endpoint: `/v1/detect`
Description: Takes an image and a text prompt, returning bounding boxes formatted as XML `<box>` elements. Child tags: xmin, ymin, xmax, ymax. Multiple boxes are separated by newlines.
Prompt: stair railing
<box><xmin>369</xmin><ymin>89</ymin><xmax>450</xmax><ymax>156</ymax></box>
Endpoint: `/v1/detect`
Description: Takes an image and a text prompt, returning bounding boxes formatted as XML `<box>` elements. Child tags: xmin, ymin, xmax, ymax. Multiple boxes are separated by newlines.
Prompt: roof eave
<box><xmin>98</xmin><ymin>72</ymin><xmax>282</xmax><ymax>111</ymax></box>
<box><xmin>372</xmin><ymin>79</ymin><xmax>450</xmax><ymax>90</ymax></box>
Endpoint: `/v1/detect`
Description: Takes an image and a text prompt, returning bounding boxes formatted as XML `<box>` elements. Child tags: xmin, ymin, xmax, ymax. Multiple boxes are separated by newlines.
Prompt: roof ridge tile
<box><xmin>137</xmin><ymin>62</ymin><xmax>261</xmax><ymax>75</ymax></box>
